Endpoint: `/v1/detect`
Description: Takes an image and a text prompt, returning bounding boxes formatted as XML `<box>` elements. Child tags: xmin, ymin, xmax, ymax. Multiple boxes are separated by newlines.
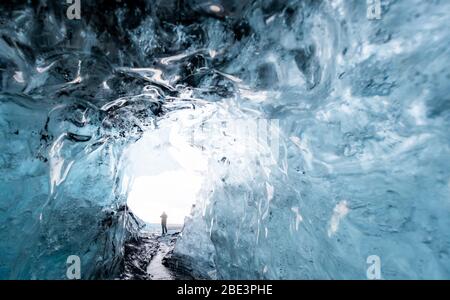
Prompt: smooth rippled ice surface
<box><xmin>0</xmin><ymin>0</ymin><xmax>449</xmax><ymax>279</ymax></box>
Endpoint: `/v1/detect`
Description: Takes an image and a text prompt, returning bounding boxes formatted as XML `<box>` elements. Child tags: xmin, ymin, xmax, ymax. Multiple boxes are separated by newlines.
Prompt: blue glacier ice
<box><xmin>0</xmin><ymin>0</ymin><xmax>449</xmax><ymax>279</ymax></box>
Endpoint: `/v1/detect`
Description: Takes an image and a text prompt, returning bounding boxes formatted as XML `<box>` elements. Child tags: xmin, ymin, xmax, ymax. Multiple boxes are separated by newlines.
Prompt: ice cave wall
<box><xmin>172</xmin><ymin>0</ymin><xmax>450</xmax><ymax>279</ymax></box>
<box><xmin>0</xmin><ymin>0</ymin><xmax>161</xmax><ymax>278</ymax></box>
<box><xmin>0</xmin><ymin>94</ymin><xmax>145</xmax><ymax>279</ymax></box>
<box><xmin>0</xmin><ymin>0</ymin><xmax>449</xmax><ymax>280</ymax></box>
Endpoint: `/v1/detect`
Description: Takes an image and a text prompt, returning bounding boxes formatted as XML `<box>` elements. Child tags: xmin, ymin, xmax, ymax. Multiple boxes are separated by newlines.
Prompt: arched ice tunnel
<box><xmin>0</xmin><ymin>0</ymin><xmax>449</xmax><ymax>279</ymax></box>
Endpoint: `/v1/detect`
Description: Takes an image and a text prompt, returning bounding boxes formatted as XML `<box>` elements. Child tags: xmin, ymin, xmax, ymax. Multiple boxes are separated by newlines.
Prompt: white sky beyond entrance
<box><xmin>124</xmin><ymin>123</ymin><xmax>207</xmax><ymax>224</ymax></box>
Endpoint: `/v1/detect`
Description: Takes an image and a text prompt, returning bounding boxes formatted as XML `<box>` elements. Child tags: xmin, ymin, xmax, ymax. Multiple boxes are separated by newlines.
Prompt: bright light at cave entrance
<box><xmin>127</xmin><ymin>170</ymin><xmax>202</xmax><ymax>224</ymax></box>
<box><xmin>124</xmin><ymin>121</ymin><xmax>207</xmax><ymax>225</ymax></box>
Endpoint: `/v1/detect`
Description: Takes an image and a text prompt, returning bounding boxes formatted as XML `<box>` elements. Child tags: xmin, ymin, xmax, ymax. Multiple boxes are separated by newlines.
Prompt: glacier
<box><xmin>0</xmin><ymin>0</ymin><xmax>449</xmax><ymax>279</ymax></box>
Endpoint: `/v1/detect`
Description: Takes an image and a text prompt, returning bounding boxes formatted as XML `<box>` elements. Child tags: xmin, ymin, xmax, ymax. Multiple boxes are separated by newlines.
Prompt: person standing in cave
<box><xmin>160</xmin><ymin>212</ymin><xmax>168</xmax><ymax>235</ymax></box>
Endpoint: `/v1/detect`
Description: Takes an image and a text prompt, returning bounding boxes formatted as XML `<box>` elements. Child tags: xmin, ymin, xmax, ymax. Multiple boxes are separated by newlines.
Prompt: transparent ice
<box><xmin>0</xmin><ymin>0</ymin><xmax>449</xmax><ymax>279</ymax></box>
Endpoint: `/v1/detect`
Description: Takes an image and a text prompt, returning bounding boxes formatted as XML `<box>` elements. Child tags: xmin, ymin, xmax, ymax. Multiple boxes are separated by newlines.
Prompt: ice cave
<box><xmin>0</xmin><ymin>0</ymin><xmax>449</xmax><ymax>280</ymax></box>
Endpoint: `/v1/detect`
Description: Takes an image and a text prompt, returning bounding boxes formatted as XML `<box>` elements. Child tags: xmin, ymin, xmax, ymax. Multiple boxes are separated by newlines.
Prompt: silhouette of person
<box><xmin>160</xmin><ymin>212</ymin><xmax>168</xmax><ymax>235</ymax></box>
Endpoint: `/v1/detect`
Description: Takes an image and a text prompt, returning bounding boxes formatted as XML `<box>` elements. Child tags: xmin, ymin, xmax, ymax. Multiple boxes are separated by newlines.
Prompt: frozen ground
<box><xmin>121</xmin><ymin>229</ymin><xmax>189</xmax><ymax>280</ymax></box>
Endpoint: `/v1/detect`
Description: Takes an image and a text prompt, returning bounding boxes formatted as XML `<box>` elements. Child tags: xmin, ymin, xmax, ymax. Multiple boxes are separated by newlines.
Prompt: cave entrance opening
<box><xmin>122</xmin><ymin>119</ymin><xmax>208</xmax><ymax>233</ymax></box>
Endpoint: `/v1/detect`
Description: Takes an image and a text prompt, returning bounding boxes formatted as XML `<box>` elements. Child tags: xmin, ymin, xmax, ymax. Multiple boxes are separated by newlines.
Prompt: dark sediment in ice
<box><xmin>120</xmin><ymin>231</ymin><xmax>194</xmax><ymax>280</ymax></box>
<box><xmin>120</xmin><ymin>234</ymin><xmax>158</xmax><ymax>280</ymax></box>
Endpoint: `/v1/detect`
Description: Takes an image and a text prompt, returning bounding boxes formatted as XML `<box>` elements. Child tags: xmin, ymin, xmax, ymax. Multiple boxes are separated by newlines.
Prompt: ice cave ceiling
<box><xmin>0</xmin><ymin>0</ymin><xmax>449</xmax><ymax>279</ymax></box>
